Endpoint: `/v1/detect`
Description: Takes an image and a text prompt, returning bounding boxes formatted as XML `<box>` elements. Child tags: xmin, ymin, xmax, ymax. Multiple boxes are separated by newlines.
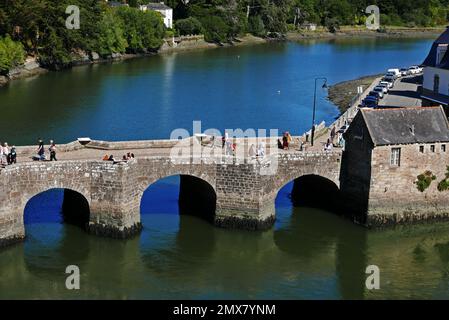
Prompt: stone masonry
<box><xmin>0</xmin><ymin>139</ymin><xmax>342</xmax><ymax>248</ymax></box>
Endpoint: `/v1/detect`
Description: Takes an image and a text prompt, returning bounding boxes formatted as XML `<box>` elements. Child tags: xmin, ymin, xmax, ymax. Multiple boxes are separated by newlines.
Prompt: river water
<box><xmin>2</xmin><ymin>37</ymin><xmax>449</xmax><ymax>299</ymax></box>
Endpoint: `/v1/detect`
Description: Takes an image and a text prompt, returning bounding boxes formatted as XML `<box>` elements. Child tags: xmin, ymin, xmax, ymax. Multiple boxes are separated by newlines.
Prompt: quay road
<box><xmin>378</xmin><ymin>74</ymin><xmax>423</xmax><ymax>108</ymax></box>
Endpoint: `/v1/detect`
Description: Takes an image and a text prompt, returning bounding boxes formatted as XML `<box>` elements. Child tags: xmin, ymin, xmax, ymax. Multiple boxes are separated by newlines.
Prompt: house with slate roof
<box><xmin>422</xmin><ymin>27</ymin><xmax>449</xmax><ymax>107</ymax></box>
<box><xmin>140</xmin><ymin>2</ymin><xmax>173</xmax><ymax>29</ymax></box>
<box><xmin>340</xmin><ymin>106</ymin><xmax>449</xmax><ymax>227</ymax></box>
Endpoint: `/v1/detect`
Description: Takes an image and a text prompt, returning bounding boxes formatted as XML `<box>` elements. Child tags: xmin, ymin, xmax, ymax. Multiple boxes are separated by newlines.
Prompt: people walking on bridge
<box><xmin>330</xmin><ymin>127</ymin><xmax>336</xmax><ymax>145</ymax></box>
<box><xmin>49</xmin><ymin>140</ymin><xmax>57</xmax><ymax>161</ymax></box>
<box><xmin>2</xmin><ymin>143</ymin><xmax>9</xmax><ymax>165</ymax></box>
<box><xmin>0</xmin><ymin>142</ymin><xmax>4</xmax><ymax>166</ymax></box>
<box><xmin>36</xmin><ymin>139</ymin><xmax>45</xmax><ymax>161</ymax></box>
<box><xmin>8</xmin><ymin>146</ymin><xmax>16</xmax><ymax>165</ymax></box>
<box><xmin>282</xmin><ymin>133</ymin><xmax>289</xmax><ymax>150</ymax></box>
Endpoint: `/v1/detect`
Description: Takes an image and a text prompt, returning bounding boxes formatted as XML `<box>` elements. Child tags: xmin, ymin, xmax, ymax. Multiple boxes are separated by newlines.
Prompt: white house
<box><xmin>140</xmin><ymin>2</ymin><xmax>173</xmax><ymax>29</ymax></box>
<box><xmin>422</xmin><ymin>27</ymin><xmax>449</xmax><ymax>107</ymax></box>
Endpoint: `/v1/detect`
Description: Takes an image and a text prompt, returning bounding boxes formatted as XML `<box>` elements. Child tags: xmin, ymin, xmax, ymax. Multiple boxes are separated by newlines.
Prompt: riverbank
<box><xmin>287</xmin><ymin>26</ymin><xmax>445</xmax><ymax>41</ymax></box>
<box><xmin>0</xmin><ymin>27</ymin><xmax>442</xmax><ymax>89</ymax></box>
<box><xmin>328</xmin><ymin>74</ymin><xmax>382</xmax><ymax>114</ymax></box>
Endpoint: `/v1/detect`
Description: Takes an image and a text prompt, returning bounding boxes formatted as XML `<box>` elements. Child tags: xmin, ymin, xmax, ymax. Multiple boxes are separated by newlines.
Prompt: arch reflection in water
<box><xmin>274</xmin><ymin>179</ymin><xmax>368</xmax><ymax>299</ymax></box>
<box><xmin>23</xmin><ymin>189</ymin><xmax>90</xmax><ymax>280</ymax></box>
<box><xmin>139</xmin><ymin>175</ymin><xmax>216</xmax><ymax>276</ymax></box>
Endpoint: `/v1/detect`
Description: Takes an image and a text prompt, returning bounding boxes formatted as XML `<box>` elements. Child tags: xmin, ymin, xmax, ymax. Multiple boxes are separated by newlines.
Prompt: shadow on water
<box><xmin>23</xmin><ymin>189</ymin><xmax>91</xmax><ymax>279</ymax></box>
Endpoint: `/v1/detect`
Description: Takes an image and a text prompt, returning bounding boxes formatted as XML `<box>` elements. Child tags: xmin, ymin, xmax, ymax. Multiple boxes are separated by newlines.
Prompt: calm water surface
<box><xmin>1</xmin><ymin>37</ymin><xmax>448</xmax><ymax>299</ymax></box>
<box><xmin>0</xmin><ymin>37</ymin><xmax>436</xmax><ymax>145</ymax></box>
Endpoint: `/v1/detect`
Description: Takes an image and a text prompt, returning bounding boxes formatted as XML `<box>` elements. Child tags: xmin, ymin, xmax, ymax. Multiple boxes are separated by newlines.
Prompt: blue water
<box><xmin>0</xmin><ymin>38</ymin><xmax>435</xmax><ymax>145</ymax></box>
<box><xmin>4</xmin><ymin>37</ymin><xmax>449</xmax><ymax>299</ymax></box>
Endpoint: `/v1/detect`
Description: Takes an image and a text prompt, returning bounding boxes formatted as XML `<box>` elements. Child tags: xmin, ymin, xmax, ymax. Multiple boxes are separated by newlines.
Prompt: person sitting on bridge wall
<box><xmin>7</xmin><ymin>146</ymin><xmax>16</xmax><ymax>165</ymax></box>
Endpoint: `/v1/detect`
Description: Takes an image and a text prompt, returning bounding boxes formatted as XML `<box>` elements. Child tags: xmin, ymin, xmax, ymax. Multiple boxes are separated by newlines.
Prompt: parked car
<box><xmin>400</xmin><ymin>68</ymin><xmax>411</xmax><ymax>76</ymax></box>
<box><xmin>387</xmin><ymin>68</ymin><xmax>401</xmax><ymax>78</ymax></box>
<box><xmin>369</xmin><ymin>90</ymin><xmax>383</xmax><ymax>99</ymax></box>
<box><xmin>409</xmin><ymin>65</ymin><xmax>423</xmax><ymax>74</ymax></box>
<box><xmin>364</xmin><ymin>95</ymin><xmax>379</xmax><ymax>105</ymax></box>
<box><xmin>385</xmin><ymin>72</ymin><xmax>398</xmax><ymax>79</ymax></box>
<box><xmin>383</xmin><ymin>75</ymin><xmax>396</xmax><ymax>83</ymax></box>
<box><xmin>374</xmin><ymin>85</ymin><xmax>388</xmax><ymax>94</ymax></box>
<box><xmin>361</xmin><ymin>99</ymin><xmax>378</xmax><ymax>108</ymax></box>
<box><xmin>379</xmin><ymin>81</ymin><xmax>393</xmax><ymax>89</ymax></box>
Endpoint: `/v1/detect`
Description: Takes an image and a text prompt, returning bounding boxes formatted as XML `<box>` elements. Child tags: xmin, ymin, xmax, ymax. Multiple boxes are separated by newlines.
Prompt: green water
<box><xmin>1</xmin><ymin>180</ymin><xmax>449</xmax><ymax>299</ymax></box>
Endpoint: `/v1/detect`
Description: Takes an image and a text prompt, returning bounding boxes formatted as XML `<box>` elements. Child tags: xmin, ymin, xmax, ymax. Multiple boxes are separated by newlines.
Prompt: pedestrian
<box><xmin>37</xmin><ymin>139</ymin><xmax>45</xmax><ymax>161</ymax></box>
<box><xmin>249</xmin><ymin>144</ymin><xmax>257</xmax><ymax>158</ymax></box>
<box><xmin>282</xmin><ymin>133</ymin><xmax>289</xmax><ymax>150</ymax></box>
<box><xmin>49</xmin><ymin>140</ymin><xmax>57</xmax><ymax>161</ymax></box>
<box><xmin>3</xmin><ymin>143</ymin><xmax>9</xmax><ymax>165</ymax></box>
<box><xmin>9</xmin><ymin>146</ymin><xmax>17</xmax><ymax>164</ymax></box>
<box><xmin>0</xmin><ymin>142</ymin><xmax>4</xmax><ymax>166</ymax></box>
<box><xmin>330</xmin><ymin>127</ymin><xmax>336</xmax><ymax>145</ymax></box>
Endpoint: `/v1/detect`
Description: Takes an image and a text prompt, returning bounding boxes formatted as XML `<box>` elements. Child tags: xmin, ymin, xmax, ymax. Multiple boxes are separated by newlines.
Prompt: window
<box><xmin>431</xmin><ymin>145</ymin><xmax>436</xmax><ymax>153</ymax></box>
<box><xmin>434</xmin><ymin>74</ymin><xmax>440</xmax><ymax>93</ymax></box>
<box><xmin>391</xmin><ymin>148</ymin><xmax>401</xmax><ymax>166</ymax></box>
<box><xmin>442</xmin><ymin>145</ymin><xmax>446</xmax><ymax>152</ymax></box>
<box><xmin>419</xmin><ymin>146</ymin><xmax>424</xmax><ymax>153</ymax></box>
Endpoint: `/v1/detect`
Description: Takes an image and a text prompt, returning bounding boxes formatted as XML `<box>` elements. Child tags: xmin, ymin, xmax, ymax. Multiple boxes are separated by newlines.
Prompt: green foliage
<box><xmin>175</xmin><ymin>17</ymin><xmax>203</xmax><ymax>36</ymax></box>
<box><xmin>115</xmin><ymin>7</ymin><xmax>165</xmax><ymax>53</ymax></box>
<box><xmin>201</xmin><ymin>16</ymin><xmax>230</xmax><ymax>44</ymax></box>
<box><xmin>438</xmin><ymin>166</ymin><xmax>449</xmax><ymax>192</ymax></box>
<box><xmin>97</xmin><ymin>10</ymin><xmax>128</xmax><ymax>56</ymax></box>
<box><xmin>0</xmin><ymin>35</ymin><xmax>26</xmax><ymax>75</ymax></box>
<box><xmin>416</xmin><ymin>170</ymin><xmax>437</xmax><ymax>192</ymax></box>
<box><xmin>248</xmin><ymin>16</ymin><xmax>266</xmax><ymax>37</ymax></box>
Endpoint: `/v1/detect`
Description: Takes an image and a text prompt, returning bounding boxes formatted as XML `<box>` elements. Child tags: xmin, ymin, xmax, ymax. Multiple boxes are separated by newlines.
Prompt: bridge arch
<box><xmin>138</xmin><ymin>173</ymin><xmax>217</xmax><ymax>223</ymax></box>
<box><xmin>23</xmin><ymin>187</ymin><xmax>91</xmax><ymax>237</ymax></box>
<box><xmin>273</xmin><ymin>174</ymin><xmax>342</xmax><ymax>214</ymax></box>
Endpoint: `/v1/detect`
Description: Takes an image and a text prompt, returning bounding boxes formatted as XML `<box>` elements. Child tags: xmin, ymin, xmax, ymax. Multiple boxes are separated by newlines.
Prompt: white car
<box><xmin>409</xmin><ymin>65</ymin><xmax>422</xmax><ymax>74</ymax></box>
<box><xmin>374</xmin><ymin>85</ymin><xmax>388</xmax><ymax>94</ymax></box>
<box><xmin>379</xmin><ymin>81</ymin><xmax>393</xmax><ymax>89</ymax></box>
<box><xmin>388</xmin><ymin>68</ymin><xmax>401</xmax><ymax>78</ymax></box>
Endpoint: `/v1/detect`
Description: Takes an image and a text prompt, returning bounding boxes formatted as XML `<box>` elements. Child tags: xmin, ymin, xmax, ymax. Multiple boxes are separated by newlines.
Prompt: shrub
<box><xmin>0</xmin><ymin>35</ymin><xmax>26</xmax><ymax>75</ymax></box>
<box><xmin>248</xmin><ymin>16</ymin><xmax>266</xmax><ymax>37</ymax></box>
<box><xmin>175</xmin><ymin>17</ymin><xmax>203</xmax><ymax>36</ymax></box>
<box><xmin>201</xmin><ymin>16</ymin><xmax>229</xmax><ymax>44</ymax></box>
<box><xmin>437</xmin><ymin>166</ymin><xmax>449</xmax><ymax>192</ymax></box>
<box><xmin>415</xmin><ymin>170</ymin><xmax>436</xmax><ymax>192</ymax></box>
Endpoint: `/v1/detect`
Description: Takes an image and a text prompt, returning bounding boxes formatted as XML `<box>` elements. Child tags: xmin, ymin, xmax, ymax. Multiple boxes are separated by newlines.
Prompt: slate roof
<box><xmin>144</xmin><ymin>2</ymin><xmax>172</xmax><ymax>10</ymax></box>
<box><xmin>423</xmin><ymin>27</ymin><xmax>449</xmax><ymax>69</ymax></box>
<box><xmin>360</xmin><ymin>107</ymin><xmax>449</xmax><ymax>146</ymax></box>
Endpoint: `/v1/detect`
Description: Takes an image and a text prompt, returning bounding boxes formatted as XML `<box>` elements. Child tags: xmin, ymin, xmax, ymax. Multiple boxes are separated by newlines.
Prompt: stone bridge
<box><xmin>0</xmin><ymin>138</ymin><xmax>341</xmax><ymax>248</ymax></box>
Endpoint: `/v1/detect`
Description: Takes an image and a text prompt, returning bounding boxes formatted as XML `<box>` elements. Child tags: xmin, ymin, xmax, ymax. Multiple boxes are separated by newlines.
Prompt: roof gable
<box><xmin>423</xmin><ymin>27</ymin><xmax>449</xmax><ymax>68</ymax></box>
<box><xmin>358</xmin><ymin>107</ymin><xmax>449</xmax><ymax>146</ymax></box>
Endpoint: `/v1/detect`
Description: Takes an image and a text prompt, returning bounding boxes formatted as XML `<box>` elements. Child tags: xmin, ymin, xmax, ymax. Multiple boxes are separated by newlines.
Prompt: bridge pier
<box><xmin>87</xmin><ymin>200</ymin><xmax>142</xmax><ymax>239</ymax></box>
<box><xmin>215</xmin><ymin>199</ymin><xmax>276</xmax><ymax>231</ymax></box>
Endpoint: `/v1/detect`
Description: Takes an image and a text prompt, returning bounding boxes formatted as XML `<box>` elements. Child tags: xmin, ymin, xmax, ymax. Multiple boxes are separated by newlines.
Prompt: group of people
<box><xmin>248</xmin><ymin>142</ymin><xmax>266</xmax><ymax>158</ymax></box>
<box><xmin>103</xmin><ymin>152</ymin><xmax>135</xmax><ymax>163</ymax></box>
<box><xmin>33</xmin><ymin>139</ymin><xmax>57</xmax><ymax>161</ymax></box>
<box><xmin>221</xmin><ymin>133</ymin><xmax>237</xmax><ymax>156</ymax></box>
<box><xmin>0</xmin><ymin>142</ymin><xmax>17</xmax><ymax>167</ymax></box>
<box><xmin>278</xmin><ymin>131</ymin><xmax>292</xmax><ymax>150</ymax></box>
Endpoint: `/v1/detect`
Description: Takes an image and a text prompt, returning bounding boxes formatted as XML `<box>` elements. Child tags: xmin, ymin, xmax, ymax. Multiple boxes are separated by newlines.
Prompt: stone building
<box><xmin>340</xmin><ymin>106</ymin><xmax>449</xmax><ymax>226</ymax></box>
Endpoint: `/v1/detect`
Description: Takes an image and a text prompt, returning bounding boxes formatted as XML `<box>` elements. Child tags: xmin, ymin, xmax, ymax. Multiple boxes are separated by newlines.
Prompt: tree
<box><xmin>97</xmin><ymin>11</ymin><xmax>128</xmax><ymax>56</ymax></box>
<box><xmin>175</xmin><ymin>17</ymin><xmax>203</xmax><ymax>36</ymax></box>
<box><xmin>0</xmin><ymin>35</ymin><xmax>26</xmax><ymax>75</ymax></box>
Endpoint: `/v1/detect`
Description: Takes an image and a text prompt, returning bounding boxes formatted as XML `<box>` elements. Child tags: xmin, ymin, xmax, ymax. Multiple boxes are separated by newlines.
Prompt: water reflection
<box><xmin>3</xmin><ymin>168</ymin><xmax>449</xmax><ymax>298</ymax></box>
